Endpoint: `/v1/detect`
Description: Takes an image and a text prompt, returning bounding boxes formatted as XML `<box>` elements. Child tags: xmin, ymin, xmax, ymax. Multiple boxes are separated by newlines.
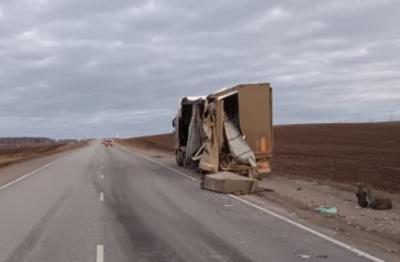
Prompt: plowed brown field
<box><xmin>0</xmin><ymin>141</ymin><xmax>87</xmax><ymax>168</ymax></box>
<box><xmin>273</xmin><ymin>123</ymin><xmax>400</xmax><ymax>192</ymax></box>
<box><xmin>120</xmin><ymin>122</ymin><xmax>400</xmax><ymax>192</ymax></box>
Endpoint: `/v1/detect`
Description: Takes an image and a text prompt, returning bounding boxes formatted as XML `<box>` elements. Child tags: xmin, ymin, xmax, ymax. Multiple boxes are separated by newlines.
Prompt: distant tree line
<box><xmin>0</xmin><ymin>137</ymin><xmax>55</xmax><ymax>145</ymax></box>
<box><xmin>0</xmin><ymin>137</ymin><xmax>80</xmax><ymax>145</ymax></box>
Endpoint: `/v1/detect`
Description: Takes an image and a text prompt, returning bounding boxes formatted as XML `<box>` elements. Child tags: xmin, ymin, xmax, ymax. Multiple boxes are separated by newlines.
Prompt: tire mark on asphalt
<box><xmin>105</xmin><ymin>150</ymin><xmax>252</xmax><ymax>262</ymax></box>
<box><xmin>104</xmin><ymin>150</ymin><xmax>186</xmax><ymax>262</ymax></box>
<box><xmin>155</xmin><ymin>189</ymin><xmax>253</xmax><ymax>262</ymax></box>
<box><xmin>5</xmin><ymin>187</ymin><xmax>74</xmax><ymax>262</ymax></box>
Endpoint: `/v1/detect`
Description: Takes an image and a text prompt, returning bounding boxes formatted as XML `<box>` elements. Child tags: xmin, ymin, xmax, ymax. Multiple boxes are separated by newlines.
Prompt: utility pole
<box><xmin>389</xmin><ymin>110</ymin><xmax>394</xmax><ymax>122</ymax></box>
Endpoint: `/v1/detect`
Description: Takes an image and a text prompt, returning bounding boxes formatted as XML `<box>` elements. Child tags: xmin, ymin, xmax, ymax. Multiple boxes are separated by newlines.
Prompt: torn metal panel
<box><xmin>199</xmin><ymin>102</ymin><xmax>219</xmax><ymax>173</ymax></box>
<box><xmin>185</xmin><ymin>104</ymin><xmax>204</xmax><ymax>162</ymax></box>
<box><xmin>224</xmin><ymin>119</ymin><xmax>256</xmax><ymax>167</ymax></box>
<box><xmin>173</xmin><ymin>82</ymin><xmax>273</xmax><ymax>178</ymax></box>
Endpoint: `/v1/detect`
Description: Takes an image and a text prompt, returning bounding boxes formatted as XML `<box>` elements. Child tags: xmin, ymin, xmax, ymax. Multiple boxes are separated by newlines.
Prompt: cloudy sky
<box><xmin>0</xmin><ymin>0</ymin><xmax>399</xmax><ymax>138</ymax></box>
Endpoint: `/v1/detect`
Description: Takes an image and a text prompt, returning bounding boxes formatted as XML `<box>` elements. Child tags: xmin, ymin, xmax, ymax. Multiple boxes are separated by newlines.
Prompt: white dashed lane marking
<box><xmin>99</xmin><ymin>192</ymin><xmax>104</xmax><ymax>202</ymax></box>
<box><xmin>96</xmin><ymin>245</ymin><xmax>104</xmax><ymax>262</ymax></box>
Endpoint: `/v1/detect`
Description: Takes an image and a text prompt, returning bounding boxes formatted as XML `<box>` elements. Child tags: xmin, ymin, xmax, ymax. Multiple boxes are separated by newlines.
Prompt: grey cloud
<box><xmin>0</xmin><ymin>0</ymin><xmax>399</xmax><ymax>138</ymax></box>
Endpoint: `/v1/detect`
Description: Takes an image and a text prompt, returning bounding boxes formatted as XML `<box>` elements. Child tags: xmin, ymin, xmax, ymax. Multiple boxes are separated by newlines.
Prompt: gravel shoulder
<box><xmin>117</xmin><ymin>124</ymin><xmax>400</xmax><ymax>261</ymax></box>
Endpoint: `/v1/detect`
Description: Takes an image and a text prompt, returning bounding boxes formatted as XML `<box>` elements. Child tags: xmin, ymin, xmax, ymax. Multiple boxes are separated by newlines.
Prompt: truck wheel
<box><xmin>176</xmin><ymin>150</ymin><xmax>184</xmax><ymax>166</ymax></box>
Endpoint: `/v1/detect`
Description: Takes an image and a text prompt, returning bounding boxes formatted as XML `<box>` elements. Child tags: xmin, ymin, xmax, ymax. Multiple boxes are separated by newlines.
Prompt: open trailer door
<box><xmin>238</xmin><ymin>84</ymin><xmax>273</xmax><ymax>158</ymax></box>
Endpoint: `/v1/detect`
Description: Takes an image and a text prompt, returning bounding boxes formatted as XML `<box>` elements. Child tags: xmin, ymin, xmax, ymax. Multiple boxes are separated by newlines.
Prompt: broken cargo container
<box><xmin>172</xmin><ymin>83</ymin><xmax>273</xmax><ymax>178</ymax></box>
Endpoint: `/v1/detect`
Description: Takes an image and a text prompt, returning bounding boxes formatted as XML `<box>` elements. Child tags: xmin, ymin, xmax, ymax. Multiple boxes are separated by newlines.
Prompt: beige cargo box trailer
<box><xmin>173</xmin><ymin>83</ymin><xmax>273</xmax><ymax>177</ymax></box>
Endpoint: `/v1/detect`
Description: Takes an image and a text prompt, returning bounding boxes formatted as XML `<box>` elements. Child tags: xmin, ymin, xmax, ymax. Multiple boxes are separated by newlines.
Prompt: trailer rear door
<box><xmin>238</xmin><ymin>84</ymin><xmax>273</xmax><ymax>157</ymax></box>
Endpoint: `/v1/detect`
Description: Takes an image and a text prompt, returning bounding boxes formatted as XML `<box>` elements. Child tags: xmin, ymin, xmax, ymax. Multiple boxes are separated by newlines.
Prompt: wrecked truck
<box><xmin>172</xmin><ymin>83</ymin><xmax>273</xmax><ymax>177</ymax></box>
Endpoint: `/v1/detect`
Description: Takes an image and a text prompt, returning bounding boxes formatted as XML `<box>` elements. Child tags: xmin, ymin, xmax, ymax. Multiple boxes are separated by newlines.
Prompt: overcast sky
<box><xmin>0</xmin><ymin>0</ymin><xmax>399</xmax><ymax>138</ymax></box>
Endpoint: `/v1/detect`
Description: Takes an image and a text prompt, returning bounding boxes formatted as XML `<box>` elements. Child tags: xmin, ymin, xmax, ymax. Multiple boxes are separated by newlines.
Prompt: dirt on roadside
<box><xmin>0</xmin><ymin>140</ymin><xmax>88</xmax><ymax>168</ymax></box>
<box><xmin>118</xmin><ymin>122</ymin><xmax>400</xmax><ymax>259</ymax></box>
<box><xmin>251</xmin><ymin>176</ymin><xmax>400</xmax><ymax>255</ymax></box>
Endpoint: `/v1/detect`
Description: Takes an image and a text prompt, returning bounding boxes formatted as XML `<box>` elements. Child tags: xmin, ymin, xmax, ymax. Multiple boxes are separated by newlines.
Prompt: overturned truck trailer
<box><xmin>173</xmin><ymin>83</ymin><xmax>273</xmax><ymax>177</ymax></box>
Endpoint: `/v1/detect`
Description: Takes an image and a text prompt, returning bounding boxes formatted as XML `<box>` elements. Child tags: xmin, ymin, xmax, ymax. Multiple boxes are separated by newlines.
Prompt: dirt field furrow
<box><xmin>120</xmin><ymin>122</ymin><xmax>400</xmax><ymax>192</ymax></box>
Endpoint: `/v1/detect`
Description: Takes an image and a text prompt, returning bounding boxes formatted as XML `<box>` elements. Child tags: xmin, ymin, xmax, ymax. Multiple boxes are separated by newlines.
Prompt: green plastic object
<box><xmin>314</xmin><ymin>206</ymin><xmax>337</xmax><ymax>214</ymax></box>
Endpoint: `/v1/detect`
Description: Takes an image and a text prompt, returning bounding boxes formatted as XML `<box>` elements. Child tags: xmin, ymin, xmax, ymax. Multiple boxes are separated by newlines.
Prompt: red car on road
<box><xmin>102</xmin><ymin>139</ymin><xmax>113</xmax><ymax>147</ymax></box>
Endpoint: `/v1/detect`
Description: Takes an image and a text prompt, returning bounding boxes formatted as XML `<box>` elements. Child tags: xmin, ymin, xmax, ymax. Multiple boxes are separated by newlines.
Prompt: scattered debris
<box><xmin>315</xmin><ymin>206</ymin><xmax>338</xmax><ymax>215</ymax></box>
<box><xmin>356</xmin><ymin>184</ymin><xmax>393</xmax><ymax>210</ymax></box>
<box><xmin>256</xmin><ymin>187</ymin><xmax>274</xmax><ymax>193</ymax></box>
<box><xmin>203</xmin><ymin>171</ymin><xmax>257</xmax><ymax>194</ymax></box>
<box><xmin>296</xmin><ymin>253</ymin><xmax>311</xmax><ymax>259</ymax></box>
<box><xmin>386</xmin><ymin>248</ymin><xmax>398</xmax><ymax>253</ymax></box>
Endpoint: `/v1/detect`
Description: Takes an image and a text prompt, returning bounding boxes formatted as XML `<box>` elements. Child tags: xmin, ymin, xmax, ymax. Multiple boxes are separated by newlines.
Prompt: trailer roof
<box><xmin>180</xmin><ymin>96</ymin><xmax>206</xmax><ymax>105</ymax></box>
<box><xmin>179</xmin><ymin>82</ymin><xmax>271</xmax><ymax>105</ymax></box>
<box><xmin>208</xmin><ymin>82</ymin><xmax>270</xmax><ymax>99</ymax></box>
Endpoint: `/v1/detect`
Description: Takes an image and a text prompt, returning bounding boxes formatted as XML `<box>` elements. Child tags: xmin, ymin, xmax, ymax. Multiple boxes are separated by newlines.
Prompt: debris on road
<box><xmin>203</xmin><ymin>171</ymin><xmax>257</xmax><ymax>194</ymax></box>
<box><xmin>296</xmin><ymin>253</ymin><xmax>311</xmax><ymax>259</ymax></box>
<box><xmin>256</xmin><ymin>187</ymin><xmax>274</xmax><ymax>193</ymax></box>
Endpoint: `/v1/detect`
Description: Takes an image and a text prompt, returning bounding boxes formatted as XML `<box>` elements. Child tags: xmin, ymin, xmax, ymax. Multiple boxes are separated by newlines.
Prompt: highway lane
<box><xmin>0</xmin><ymin>141</ymin><xmax>379</xmax><ymax>262</ymax></box>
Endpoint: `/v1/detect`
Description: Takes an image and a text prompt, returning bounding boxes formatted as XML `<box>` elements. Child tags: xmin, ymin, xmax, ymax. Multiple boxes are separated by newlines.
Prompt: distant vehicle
<box><xmin>102</xmin><ymin>139</ymin><xmax>113</xmax><ymax>147</ymax></box>
<box><xmin>173</xmin><ymin>83</ymin><xmax>273</xmax><ymax>178</ymax></box>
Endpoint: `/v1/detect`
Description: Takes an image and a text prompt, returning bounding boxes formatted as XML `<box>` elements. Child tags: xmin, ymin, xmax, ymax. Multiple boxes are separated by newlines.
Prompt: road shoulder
<box><xmin>116</xmin><ymin>142</ymin><xmax>400</xmax><ymax>261</ymax></box>
<box><xmin>0</xmin><ymin>142</ymin><xmax>89</xmax><ymax>189</ymax></box>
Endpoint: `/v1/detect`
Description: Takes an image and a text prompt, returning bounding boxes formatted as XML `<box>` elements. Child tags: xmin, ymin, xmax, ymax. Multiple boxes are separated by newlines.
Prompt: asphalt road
<box><xmin>0</xmin><ymin>141</ymin><xmax>380</xmax><ymax>262</ymax></box>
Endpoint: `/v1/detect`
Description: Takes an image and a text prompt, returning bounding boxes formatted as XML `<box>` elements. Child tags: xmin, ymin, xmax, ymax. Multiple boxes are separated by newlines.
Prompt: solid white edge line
<box><xmin>229</xmin><ymin>195</ymin><xmax>385</xmax><ymax>262</ymax></box>
<box><xmin>118</xmin><ymin>147</ymin><xmax>199</xmax><ymax>182</ymax></box>
<box><xmin>96</xmin><ymin>244</ymin><xmax>104</xmax><ymax>262</ymax></box>
<box><xmin>100</xmin><ymin>192</ymin><xmax>104</xmax><ymax>202</ymax></box>
<box><xmin>124</xmin><ymin>148</ymin><xmax>385</xmax><ymax>262</ymax></box>
<box><xmin>0</xmin><ymin>159</ymin><xmax>60</xmax><ymax>191</ymax></box>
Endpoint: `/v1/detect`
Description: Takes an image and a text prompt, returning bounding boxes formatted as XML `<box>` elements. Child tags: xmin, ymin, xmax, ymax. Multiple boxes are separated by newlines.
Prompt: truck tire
<box><xmin>176</xmin><ymin>150</ymin><xmax>184</xmax><ymax>166</ymax></box>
